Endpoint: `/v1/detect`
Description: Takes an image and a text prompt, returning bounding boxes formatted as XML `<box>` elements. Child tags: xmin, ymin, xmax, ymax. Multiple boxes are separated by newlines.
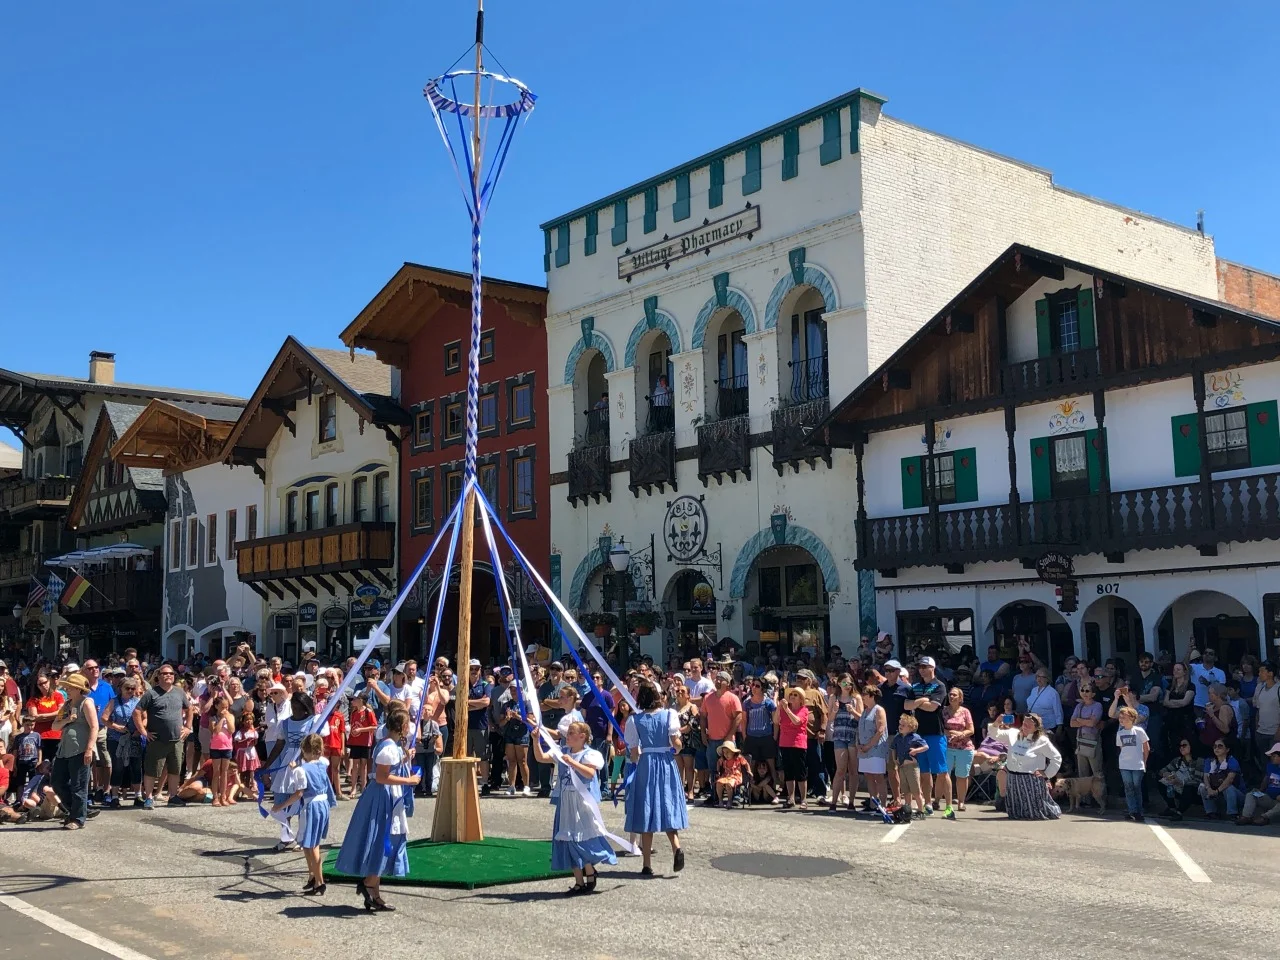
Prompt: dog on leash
<box><xmin>1052</xmin><ymin>775</ymin><xmax>1106</xmax><ymax>812</ymax></box>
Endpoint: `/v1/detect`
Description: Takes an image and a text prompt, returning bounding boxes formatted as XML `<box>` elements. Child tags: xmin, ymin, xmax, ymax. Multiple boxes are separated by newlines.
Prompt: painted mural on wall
<box><xmin>1206</xmin><ymin>371</ymin><xmax>1245</xmax><ymax>408</ymax></box>
<box><xmin>165</xmin><ymin>474</ymin><xmax>229</xmax><ymax>637</ymax></box>
<box><xmin>1048</xmin><ymin>399</ymin><xmax>1088</xmax><ymax>436</ymax></box>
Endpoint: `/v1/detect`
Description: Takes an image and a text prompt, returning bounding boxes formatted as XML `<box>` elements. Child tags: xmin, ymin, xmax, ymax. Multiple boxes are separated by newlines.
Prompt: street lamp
<box><xmin>609</xmin><ymin>539</ymin><xmax>631</xmax><ymax>672</ymax></box>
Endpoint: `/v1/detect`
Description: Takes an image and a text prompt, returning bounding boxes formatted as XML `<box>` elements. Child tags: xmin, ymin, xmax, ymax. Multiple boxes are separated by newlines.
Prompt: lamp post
<box><xmin>11</xmin><ymin>604</ymin><xmax>21</xmax><ymax>640</ymax></box>
<box><xmin>609</xmin><ymin>538</ymin><xmax>632</xmax><ymax>673</ymax></box>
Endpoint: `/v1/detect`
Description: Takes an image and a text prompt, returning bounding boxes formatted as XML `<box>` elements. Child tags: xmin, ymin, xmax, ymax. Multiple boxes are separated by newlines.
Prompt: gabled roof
<box><xmin>815</xmin><ymin>243</ymin><xmax>1280</xmax><ymax>440</ymax></box>
<box><xmin>108</xmin><ymin>398</ymin><xmax>245</xmax><ymax>475</ymax></box>
<box><xmin>0</xmin><ymin>441</ymin><xmax>20</xmax><ymax>473</ymax></box>
<box><xmin>339</xmin><ymin>262</ymin><xmax>546</xmax><ymax>365</ymax></box>
<box><xmin>221</xmin><ymin>337</ymin><xmax>408</xmax><ymax>467</ymax></box>
<box><xmin>66</xmin><ymin>402</ymin><xmax>167</xmax><ymax>531</ymax></box>
<box><xmin>0</xmin><ymin>366</ymin><xmax>242</xmax><ymax>431</ymax></box>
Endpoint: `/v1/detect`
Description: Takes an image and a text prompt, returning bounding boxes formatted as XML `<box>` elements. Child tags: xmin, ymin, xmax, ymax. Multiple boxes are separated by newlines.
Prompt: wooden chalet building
<box><xmin>221</xmin><ymin>338</ymin><xmax>407</xmax><ymax>663</ymax></box>
<box><xmin>816</xmin><ymin>244</ymin><xmax>1280</xmax><ymax>670</ymax></box>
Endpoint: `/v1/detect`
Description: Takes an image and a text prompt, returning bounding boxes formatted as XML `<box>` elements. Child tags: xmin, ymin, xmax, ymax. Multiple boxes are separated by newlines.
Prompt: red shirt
<box><xmin>347</xmin><ymin>708</ymin><xmax>376</xmax><ymax>748</ymax></box>
<box><xmin>703</xmin><ymin>689</ymin><xmax>743</xmax><ymax>741</ymax></box>
<box><xmin>324</xmin><ymin>711</ymin><xmax>345</xmax><ymax>751</ymax></box>
<box><xmin>26</xmin><ymin>692</ymin><xmax>65</xmax><ymax>740</ymax></box>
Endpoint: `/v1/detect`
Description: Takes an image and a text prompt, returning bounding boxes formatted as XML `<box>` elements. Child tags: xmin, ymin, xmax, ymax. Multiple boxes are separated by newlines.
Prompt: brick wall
<box><xmin>858</xmin><ymin>102</ymin><xmax>1220</xmax><ymax>372</ymax></box>
<box><xmin>1217</xmin><ymin>259</ymin><xmax>1280</xmax><ymax>319</ymax></box>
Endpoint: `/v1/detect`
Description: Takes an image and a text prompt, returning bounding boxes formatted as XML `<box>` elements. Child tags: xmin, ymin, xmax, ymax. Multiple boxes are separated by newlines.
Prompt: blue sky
<box><xmin>2</xmin><ymin>0</ymin><xmax>1277</xmax><ymax>442</ymax></box>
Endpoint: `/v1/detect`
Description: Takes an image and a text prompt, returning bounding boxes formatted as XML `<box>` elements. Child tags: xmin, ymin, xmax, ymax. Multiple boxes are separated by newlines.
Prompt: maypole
<box><xmin>425</xmin><ymin>0</ymin><xmax>536</xmax><ymax>843</ymax></box>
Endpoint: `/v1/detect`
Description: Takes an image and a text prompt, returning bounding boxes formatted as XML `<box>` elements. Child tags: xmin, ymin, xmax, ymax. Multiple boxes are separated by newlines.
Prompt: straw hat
<box><xmin>59</xmin><ymin>672</ymin><xmax>90</xmax><ymax>694</ymax></box>
<box><xmin>717</xmin><ymin>740</ymin><xmax>741</xmax><ymax>757</ymax></box>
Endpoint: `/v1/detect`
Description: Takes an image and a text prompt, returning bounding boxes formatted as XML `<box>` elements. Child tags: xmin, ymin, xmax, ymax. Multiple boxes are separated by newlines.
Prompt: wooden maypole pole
<box><xmin>431</xmin><ymin>0</ymin><xmax>486</xmax><ymax>843</ymax></box>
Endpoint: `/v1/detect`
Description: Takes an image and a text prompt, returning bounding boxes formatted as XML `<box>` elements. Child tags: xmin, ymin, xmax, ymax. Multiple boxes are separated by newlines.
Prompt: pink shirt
<box><xmin>944</xmin><ymin>707</ymin><xmax>974</xmax><ymax>750</ymax></box>
<box><xmin>778</xmin><ymin>705</ymin><xmax>809</xmax><ymax>749</ymax></box>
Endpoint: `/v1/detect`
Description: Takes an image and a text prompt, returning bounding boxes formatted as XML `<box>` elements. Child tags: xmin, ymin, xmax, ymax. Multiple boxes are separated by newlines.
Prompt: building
<box><xmin>1</xmin><ymin>351</ymin><xmax>242</xmax><ymax>656</ymax></box>
<box><xmin>340</xmin><ymin>263</ymin><xmax>551</xmax><ymax>663</ymax></box>
<box><xmin>538</xmin><ymin>87</ymin><xmax>1221</xmax><ymax>664</ymax></box>
<box><xmin>107</xmin><ymin>398</ymin><xmax>261</xmax><ymax>660</ymax></box>
<box><xmin>221</xmin><ymin>338</ymin><xmax>407</xmax><ymax>664</ymax></box>
<box><xmin>817</xmin><ymin>243</ymin><xmax>1280</xmax><ymax>670</ymax></box>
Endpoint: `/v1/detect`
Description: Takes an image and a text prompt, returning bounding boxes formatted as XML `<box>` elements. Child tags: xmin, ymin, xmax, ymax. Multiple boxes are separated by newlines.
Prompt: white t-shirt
<box><xmin>1116</xmin><ymin>724</ymin><xmax>1150</xmax><ymax>771</ymax></box>
<box><xmin>622</xmin><ymin>709</ymin><xmax>681</xmax><ymax>749</ymax></box>
<box><xmin>684</xmin><ymin>676</ymin><xmax>714</xmax><ymax>700</ymax></box>
<box><xmin>389</xmin><ymin>683</ymin><xmax>420</xmax><ymax>715</ymax></box>
<box><xmin>374</xmin><ymin>741</ymin><xmax>408</xmax><ymax>834</ymax></box>
<box><xmin>555</xmin><ymin>708</ymin><xmax>585</xmax><ymax>742</ymax></box>
<box><xmin>406</xmin><ymin>676</ymin><xmax>426</xmax><ymax>702</ymax></box>
<box><xmin>1190</xmin><ymin>663</ymin><xmax>1225</xmax><ymax>708</ymax></box>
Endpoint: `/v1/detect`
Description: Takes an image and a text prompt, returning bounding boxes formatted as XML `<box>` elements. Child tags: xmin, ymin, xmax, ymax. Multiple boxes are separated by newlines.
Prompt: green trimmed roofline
<box><xmin>538</xmin><ymin>87</ymin><xmax>887</xmax><ymax>233</ymax></box>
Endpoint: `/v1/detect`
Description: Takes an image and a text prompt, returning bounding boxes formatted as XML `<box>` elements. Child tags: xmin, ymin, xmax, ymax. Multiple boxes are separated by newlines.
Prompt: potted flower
<box><xmin>579</xmin><ymin>612</ymin><xmax>617</xmax><ymax>639</ymax></box>
<box><xmin>631</xmin><ymin>610</ymin><xmax>661</xmax><ymax>637</ymax></box>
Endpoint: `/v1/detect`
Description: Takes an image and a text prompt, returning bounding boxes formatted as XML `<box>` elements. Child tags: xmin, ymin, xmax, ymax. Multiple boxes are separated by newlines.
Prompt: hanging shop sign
<box><xmin>299</xmin><ymin>603</ymin><xmax>318</xmax><ymax>624</ymax></box>
<box><xmin>354</xmin><ymin>583</ymin><xmax>380</xmax><ymax>607</ymax></box>
<box><xmin>690</xmin><ymin>577</ymin><xmax>716</xmax><ymax>616</ymax></box>
<box><xmin>321</xmin><ymin>603</ymin><xmax>348</xmax><ymax>628</ymax></box>
<box><xmin>274</xmin><ymin>614</ymin><xmax>295</xmax><ymax>630</ymax></box>
<box><xmin>1035</xmin><ymin>551</ymin><xmax>1075</xmax><ymax>584</ymax></box>
<box><xmin>350</xmin><ymin>597</ymin><xmax>393</xmax><ymax>622</ymax></box>
<box><xmin>664</xmin><ymin>495</ymin><xmax>709</xmax><ymax>562</ymax></box>
<box><xmin>618</xmin><ymin>204</ymin><xmax>761</xmax><ymax>280</ymax></box>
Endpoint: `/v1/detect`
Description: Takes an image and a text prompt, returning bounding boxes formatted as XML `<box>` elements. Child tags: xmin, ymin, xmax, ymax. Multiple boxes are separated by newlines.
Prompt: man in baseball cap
<box><xmin>904</xmin><ymin>655</ymin><xmax>950</xmax><ymax>816</ymax></box>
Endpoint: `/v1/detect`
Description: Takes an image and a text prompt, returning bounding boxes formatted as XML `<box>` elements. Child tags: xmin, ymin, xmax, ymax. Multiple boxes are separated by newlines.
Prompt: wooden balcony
<box><xmin>629</xmin><ymin>429</ymin><xmax>675</xmax><ymax>496</ymax></box>
<box><xmin>1000</xmin><ymin>347</ymin><xmax>1102</xmax><ymax>401</ymax></box>
<box><xmin>0</xmin><ymin>477</ymin><xmax>74</xmax><ymax>519</ymax></box>
<box><xmin>771</xmin><ymin>397</ymin><xmax>832</xmax><ymax>474</ymax></box>
<box><xmin>0</xmin><ymin>552</ymin><xmax>36</xmax><ymax>586</ymax></box>
<box><xmin>236</xmin><ymin>522</ymin><xmax>396</xmax><ymax>585</ymax></box>
<box><xmin>62</xmin><ymin>567</ymin><xmax>162</xmax><ymax>623</ymax></box>
<box><xmin>697</xmin><ymin>414</ymin><xmax>750</xmax><ymax>485</ymax></box>
<box><xmin>567</xmin><ymin>442</ymin><xmax>611</xmax><ymax>505</ymax></box>
<box><xmin>858</xmin><ymin>471</ymin><xmax>1280</xmax><ymax>571</ymax></box>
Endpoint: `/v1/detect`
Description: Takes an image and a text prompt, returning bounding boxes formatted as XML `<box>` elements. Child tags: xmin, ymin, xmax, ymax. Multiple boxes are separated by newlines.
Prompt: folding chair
<box><xmin>966</xmin><ymin>770</ymin><xmax>998</xmax><ymax>805</ymax></box>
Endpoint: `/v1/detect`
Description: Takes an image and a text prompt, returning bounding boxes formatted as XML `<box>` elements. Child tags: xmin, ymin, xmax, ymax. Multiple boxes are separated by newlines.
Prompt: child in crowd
<box><xmin>414</xmin><ymin>709</ymin><xmax>443</xmax><ymax>799</ymax></box>
<box><xmin>20</xmin><ymin>760</ymin><xmax>63</xmax><ymax>821</ymax></box>
<box><xmin>276</xmin><ymin>734</ymin><xmax>337</xmax><ymax>896</ymax></box>
<box><xmin>208</xmin><ymin>694</ymin><xmax>235</xmax><ymax>807</ymax></box>
<box><xmin>713</xmin><ymin>741</ymin><xmax>749</xmax><ymax>807</ymax></box>
<box><xmin>892</xmin><ymin>714</ymin><xmax>929</xmax><ymax>817</ymax></box>
<box><xmin>11</xmin><ymin>716</ymin><xmax>40</xmax><ymax>802</ymax></box>
<box><xmin>748</xmin><ymin>760</ymin><xmax>777</xmax><ymax>805</ymax></box>
<box><xmin>347</xmin><ymin>693</ymin><xmax>377</xmax><ymax>798</ymax></box>
<box><xmin>1116</xmin><ymin>706</ymin><xmax>1151</xmax><ymax>822</ymax></box>
<box><xmin>0</xmin><ymin>755</ymin><xmax>20</xmax><ymax>823</ymax></box>
<box><xmin>234</xmin><ymin>712</ymin><xmax>260</xmax><ymax>799</ymax></box>
<box><xmin>323</xmin><ymin>707</ymin><xmax>346</xmax><ymax>801</ymax></box>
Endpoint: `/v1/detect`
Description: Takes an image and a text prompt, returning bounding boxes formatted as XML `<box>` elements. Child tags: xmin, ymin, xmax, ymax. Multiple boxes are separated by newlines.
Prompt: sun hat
<box><xmin>59</xmin><ymin>672</ymin><xmax>90</xmax><ymax>694</ymax></box>
<box><xmin>717</xmin><ymin>741</ymin><xmax>741</xmax><ymax>756</ymax></box>
<box><xmin>267</xmin><ymin>682</ymin><xmax>287</xmax><ymax>694</ymax></box>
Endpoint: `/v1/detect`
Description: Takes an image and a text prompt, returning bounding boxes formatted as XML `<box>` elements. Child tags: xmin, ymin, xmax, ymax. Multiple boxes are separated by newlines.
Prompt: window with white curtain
<box><xmin>1051</xmin><ymin>433</ymin><xmax>1089</xmax><ymax>496</ymax></box>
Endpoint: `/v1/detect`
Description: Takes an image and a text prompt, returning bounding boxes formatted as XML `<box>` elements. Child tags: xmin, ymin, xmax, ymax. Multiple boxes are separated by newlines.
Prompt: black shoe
<box><xmin>371</xmin><ymin>898</ymin><xmax>395</xmax><ymax>912</ymax></box>
<box><xmin>702</xmin><ymin>796</ymin><xmax>717</xmax><ymax>808</ymax></box>
<box><xmin>640</xmin><ymin>866</ymin><xmax>654</xmax><ymax>876</ymax></box>
<box><xmin>303</xmin><ymin>882</ymin><xmax>326</xmax><ymax>897</ymax></box>
<box><xmin>536</xmin><ymin>790</ymin><xmax>550</xmax><ymax>799</ymax></box>
<box><xmin>1165</xmin><ymin>810</ymin><xmax>1184</xmax><ymax>821</ymax></box>
<box><xmin>584</xmin><ymin>869</ymin><xmax>598</xmax><ymax>892</ymax></box>
<box><xmin>673</xmin><ymin>848</ymin><xmax>685</xmax><ymax>872</ymax></box>
<box><xmin>85</xmin><ymin>808</ymin><xmax>100</xmax><ymax>820</ymax></box>
<box><xmin>303</xmin><ymin>878</ymin><xmax>316</xmax><ymax>892</ymax></box>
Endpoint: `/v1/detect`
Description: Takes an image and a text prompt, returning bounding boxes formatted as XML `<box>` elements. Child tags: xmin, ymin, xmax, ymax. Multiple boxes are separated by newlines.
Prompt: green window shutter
<box><xmin>643</xmin><ymin>186</ymin><xmax>657</xmax><ymax>233</ymax></box>
<box><xmin>820</xmin><ymin>111</ymin><xmax>842</xmax><ymax>165</ymax></box>
<box><xmin>782</xmin><ymin>127</ymin><xmax>799</xmax><ymax>180</ymax></box>
<box><xmin>673</xmin><ymin>173</ymin><xmax>690</xmax><ymax>221</ymax></box>
<box><xmin>1078</xmin><ymin>289</ymin><xmax>1097</xmax><ymax>349</ymax></box>
<box><xmin>850</xmin><ymin>99</ymin><xmax>860</xmax><ymax>153</ymax></box>
<box><xmin>743</xmin><ymin>143</ymin><xmax>761</xmax><ymax>195</ymax></box>
<box><xmin>1170</xmin><ymin>413</ymin><xmax>1201</xmax><ymax>477</ymax></box>
<box><xmin>709</xmin><ymin>158</ymin><xmax>724</xmax><ymax>208</ymax></box>
<box><xmin>901</xmin><ymin>456</ymin><xmax>925</xmax><ymax>510</ymax></box>
<box><xmin>1035</xmin><ymin>298</ymin><xmax>1052</xmax><ymax>357</ymax></box>
<box><xmin>1248</xmin><ymin>400</ymin><xmax>1280</xmax><ymax>466</ymax></box>
<box><xmin>1029</xmin><ymin>436</ymin><xmax>1052</xmax><ymax>501</ymax></box>
<box><xmin>611</xmin><ymin>199</ymin><xmax>627</xmax><ymax>246</ymax></box>
<box><xmin>953</xmin><ymin>448</ymin><xmax>978</xmax><ymax>503</ymax></box>
<box><xmin>554</xmin><ymin>223</ymin><xmax>570</xmax><ymax>268</ymax></box>
<box><xmin>1085</xmin><ymin>428</ymin><xmax>1107</xmax><ymax>494</ymax></box>
<box><xmin>542</xmin><ymin>230</ymin><xmax>551</xmax><ymax>272</ymax></box>
<box><xmin>584</xmin><ymin>211</ymin><xmax>598</xmax><ymax>257</ymax></box>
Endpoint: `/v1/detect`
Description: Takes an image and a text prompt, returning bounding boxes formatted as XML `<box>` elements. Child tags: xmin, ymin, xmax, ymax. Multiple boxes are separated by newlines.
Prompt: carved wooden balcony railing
<box><xmin>236</xmin><ymin>522</ymin><xmax>396</xmax><ymax>583</ymax></box>
<box><xmin>697</xmin><ymin>415</ymin><xmax>750</xmax><ymax>485</ymax></box>
<box><xmin>772</xmin><ymin>397</ymin><xmax>831</xmax><ymax>474</ymax></box>
<box><xmin>567</xmin><ymin>442</ymin><xmax>611</xmax><ymax>505</ymax></box>
<box><xmin>629</xmin><ymin>429</ymin><xmax>675</xmax><ymax>496</ymax></box>
<box><xmin>1000</xmin><ymin>347</ymin><xmax>1102</xmax><ymax>401</ymax></box>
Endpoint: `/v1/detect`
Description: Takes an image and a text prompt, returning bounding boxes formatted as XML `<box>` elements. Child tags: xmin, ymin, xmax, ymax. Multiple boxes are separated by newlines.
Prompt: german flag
<box><xmin>61</xmin><ymin>573</ymin><xmax>90</xmax><ymax>609</ymax></box>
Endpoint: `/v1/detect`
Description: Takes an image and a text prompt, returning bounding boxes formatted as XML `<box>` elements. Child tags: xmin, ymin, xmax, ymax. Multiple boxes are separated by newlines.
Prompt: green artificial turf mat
<box><xmin>323</xmin><ymin>836</ymin><xmax>572</xmax><ymax>890</ymax></box>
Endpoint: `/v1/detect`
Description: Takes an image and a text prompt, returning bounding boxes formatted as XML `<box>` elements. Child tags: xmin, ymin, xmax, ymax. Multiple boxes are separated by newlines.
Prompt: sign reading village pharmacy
<box><xmin>618</xmin><ymin>204</ymin><xmax>761</xmax><ymax>280</ymax></box>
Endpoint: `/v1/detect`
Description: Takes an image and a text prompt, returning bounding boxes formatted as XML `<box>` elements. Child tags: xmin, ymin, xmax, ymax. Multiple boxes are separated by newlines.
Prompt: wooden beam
<box><xmin>246</xmin><ymin>582</ymin><xmax>270</xmax><ymax>601</ymax></box>
<box><xmin>948</xmin><ymin>310</ymin><xmax>975</xmax><ymax>334</ymax></box>
<box><xmin>1014</xmin><ymin>250</ymin><xmax>1065</xmax><ymax>281</ymax></box>
<box><xmin>352</xmin><ymin>336</ymin><xmax>411</xmax><ymax>367</ymax></box>
<box><xmin>313</xmin><ymin>574</ymin><xmax>336</xmax><ymax>595</ymax></box>
<box><xmin>264</xmin><ymin>581</ymin><xmax>285</xmax><ymax>601</ymax></box>
<box><xmin>278</xmin><ymin>578</ymin><xmax>301</xmax><ymax>600</ymax></box>
<box><xmin>369</xmin><ymin>567</ymin><xmax>394</xmax><ymax>591</ymax></box>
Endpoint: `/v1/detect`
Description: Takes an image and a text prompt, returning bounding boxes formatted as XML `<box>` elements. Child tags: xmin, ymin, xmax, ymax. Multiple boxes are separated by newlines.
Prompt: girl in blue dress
<box><xmin>529</xmin><ymin>718</ymin><xmax>617</xmax><ymax>894</ymax></box>
<box><xmin>623</xmin><ymin>683</ymin><xmax>688</xmax><ymax>876</ymax></box>
<box><xmin>335</xmin><ymin>707</ymin><xmax>420</xmax><ymax>912</ymax></box>
<box><xmin>296</xmin><ymin>734</ymin><xmax>338</xmax><ymax>895</ymax></box>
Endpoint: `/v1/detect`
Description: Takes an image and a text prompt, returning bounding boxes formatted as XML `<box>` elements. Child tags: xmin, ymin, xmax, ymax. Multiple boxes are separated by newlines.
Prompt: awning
<box><xmin>46</xmin><ymin>543</ymin><xmax>154</xmax><ymax>566</ymax></box>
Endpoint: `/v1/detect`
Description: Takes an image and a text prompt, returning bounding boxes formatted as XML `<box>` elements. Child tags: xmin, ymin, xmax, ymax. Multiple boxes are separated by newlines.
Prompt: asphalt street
<box><xmin>2</xmin><ymin>793</ymin><xmax>1278</xmax><ymax>960</ymax></box>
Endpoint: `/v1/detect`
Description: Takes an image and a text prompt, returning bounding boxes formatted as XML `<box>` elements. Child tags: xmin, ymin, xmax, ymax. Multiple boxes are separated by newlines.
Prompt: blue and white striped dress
<box><xmin>298</xmin><ymin>758</ymin><xmax>337</xmax><ymax>849</ymax></box>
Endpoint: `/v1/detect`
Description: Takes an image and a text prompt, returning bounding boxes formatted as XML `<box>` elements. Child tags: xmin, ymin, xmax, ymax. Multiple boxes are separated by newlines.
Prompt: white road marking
<box><xmin>881</xmin><ymin>824</ymin><xmax>910</xmax><ymax>843</ymax></box>
<box><xmin>1148</xmin><ymin>824</ymin><xmax>1212</xmax><ymax>883</ymax></box>
<box><xmin>0</xmin><ymin>890</ymin><xmax>159</xmax><ymax>960</ymax></box>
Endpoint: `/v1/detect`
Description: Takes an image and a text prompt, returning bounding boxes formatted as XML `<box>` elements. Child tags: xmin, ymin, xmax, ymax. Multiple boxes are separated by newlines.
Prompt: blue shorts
<box><xmin>946</xmin><ymin>747</ymin><xmax>974</xmax><ymax>778</ymax></box>
<box><xmin>919</xmin><ymin>735</ymin><xmax>948</xmax><ymax>775</ymax></box>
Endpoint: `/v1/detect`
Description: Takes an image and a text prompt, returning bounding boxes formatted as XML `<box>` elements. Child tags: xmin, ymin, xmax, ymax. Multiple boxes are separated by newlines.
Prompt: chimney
<box><xmin>89</xmin><ymin>351</ymin><xmax>115</xmax><ymax>385</ymax></box>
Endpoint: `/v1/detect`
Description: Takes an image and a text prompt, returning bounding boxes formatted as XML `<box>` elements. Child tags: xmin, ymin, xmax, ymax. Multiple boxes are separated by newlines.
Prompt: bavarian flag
<box><xmin>61</xmin><ymin>573</ymin><xmax>90</xmax><ymax>609</ymax></box>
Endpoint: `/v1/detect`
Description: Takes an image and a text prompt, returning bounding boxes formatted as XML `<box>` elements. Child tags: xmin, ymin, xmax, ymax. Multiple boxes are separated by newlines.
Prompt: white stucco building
<box><xmin>222</xmin><ymin>339</ymin><xmax>406</xmax><ymax>664</ymax></box>
<box><xmin>818</xmin><ymin>244</ymin><xmax>1280</xmax><ymax>671</ymax></box>
<box><xmin>539</xmin><ymin>87</ymin><xmax>1219</xmax><ymax>665</ymax></box>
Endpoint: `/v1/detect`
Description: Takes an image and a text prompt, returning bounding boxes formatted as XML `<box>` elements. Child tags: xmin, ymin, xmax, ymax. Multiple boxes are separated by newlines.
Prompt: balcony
<box><xmin>771</xmin><ymin>396</ymin><xmax>831</xmax><ymax>474</ymax></box>
<box><xmin>714</xmin><ymin>375</ymin><xmax>749</xmax><ymax>420</ymax></box>
<box><xmin>0</xmin><ymin>476</ymin><xmax>74</xmax><ymax>520</ymax></box>
<box><xmin>567</xmin><ymin>442</ymin><xmax>611</xmax><ymax>505</ymax></box>
<box><xmin>857</xmin><ymin>471</ymin><xmax>1280</xmax><ymax>571</ymax></box>
<box><xmin>62</xmin><ymin>567</ymin><xmax>162</xmax><ymax>623</ymax></box>
<box><xmin>236</xmin><ymin>522</ymin><xmax>396</xmax><ymax>593</ymax></box>
<box><xmin>1000</xmin><ymin>347</ymin><xmax>1102</xmax><ymax>401</ymax></box>
<box><xmin>0</xmin><ymin>552</ymin><xmax>36</xmax><ymax>586</ymax></box>
<box><xmin>629</xmin><ymin>429</ymin><xmax>675</xmax><ymax>496</ymax></box>
<box><xmin>583</xmin><ymin>407</ymin><xmax>610</xmax><ymax>445</ymax></box>
<box><xmin>697</xmin><ymin>415</ymin><xmax>750</xmax><ymax>485</ymax></box>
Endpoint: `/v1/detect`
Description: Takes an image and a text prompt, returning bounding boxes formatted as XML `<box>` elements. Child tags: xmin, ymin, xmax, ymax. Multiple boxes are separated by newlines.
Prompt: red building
<box><xmin>341</xmin><ymin>263</ymin><xmax>550</xmax><ymax>663</ymax></box>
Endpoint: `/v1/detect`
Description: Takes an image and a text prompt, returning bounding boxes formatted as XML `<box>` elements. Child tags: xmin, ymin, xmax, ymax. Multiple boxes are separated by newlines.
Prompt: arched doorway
<box><xmin>988</xmin><ymin>600</ymin><xmax>1074</xmax><ymax>678</ymax></box>
<box><xmin>663</xmin><ymin>569</ymin><xmax>718</xmax><ymax>662</ymax></box>
<box><xmin>742</xmin><ymin>545</ymin><xmax>830</xmax><ymax>661</ymax></box>
<box><xmin>777</xmin><ymin>286</ymin><xmax>829</xmax><ymax>406</ymax></box>
<box><xmin>702</xmin><ymin>307</ymin><xmax>749</xmax><ymax>421</ymax></box>
<box><xmin>1080</xmin><ymin>595</ymin><xmax>1144</xmax><ymax>669</ymax></box>
<box><xmin>572</xmin><ymin>350</ymin><xmax>610</xmax><ymax>445</ymax></box>
<box><xmin>1154</xmin><ymin>590</ymin><xmax>1259</xmax><ymax>665</ymax></box>
<box><xmin>631</xmin><ymin>328</ymin><xmax>674</xmax><ymax>437</ymax></box>
<box><xmin>421</xmin><ymin>564</ymin><xmax>502</xmax><ymax>667</ymax></box>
